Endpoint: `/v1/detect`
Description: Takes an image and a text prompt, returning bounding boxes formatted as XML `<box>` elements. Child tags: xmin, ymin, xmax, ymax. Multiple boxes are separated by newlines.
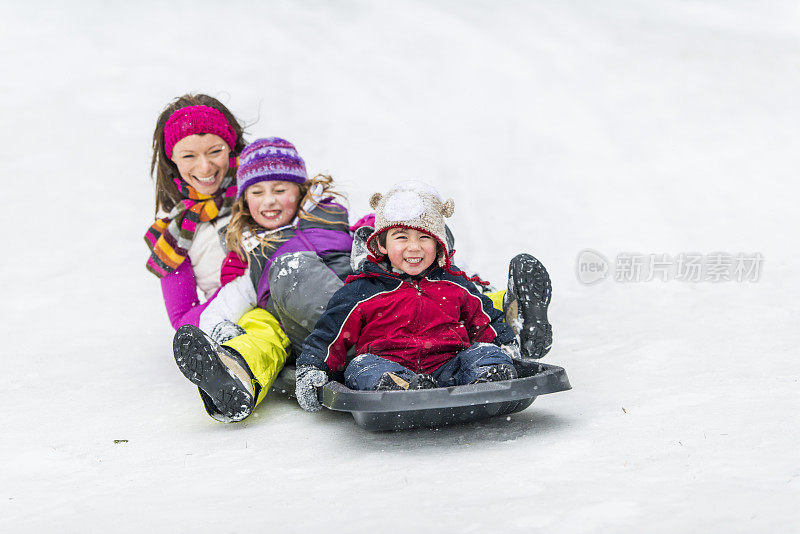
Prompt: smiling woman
<box><xmin>144</xmin><ymin>95</ymin><xmax>247</xmax><ymax>320</ymax></box>
<box><xmin>145</xmin><ymin>95</ymin><xmax>312</xmax><ymax>423</ymax></box>
<box><xmin>150</xmin><ymin>95</ymin><xmax>245</xmax><ymax>219</ymax></box>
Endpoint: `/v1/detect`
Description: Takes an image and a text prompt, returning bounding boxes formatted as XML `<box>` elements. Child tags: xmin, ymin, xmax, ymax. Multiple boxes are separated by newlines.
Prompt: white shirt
<box><xmin>187</xmin><ymin>214</ymin><xmax>231</xmax><ymax>300</ymax></box>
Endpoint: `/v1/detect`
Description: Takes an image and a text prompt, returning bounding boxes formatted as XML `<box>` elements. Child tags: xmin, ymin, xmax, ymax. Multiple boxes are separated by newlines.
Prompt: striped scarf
<box><xmin>144</xmin><ymin>176</ymin><xmax>237</xmax><ymax>278</ymax></box>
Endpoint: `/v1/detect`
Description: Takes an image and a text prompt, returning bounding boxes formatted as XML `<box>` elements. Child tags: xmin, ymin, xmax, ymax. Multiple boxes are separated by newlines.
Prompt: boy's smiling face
<box><xmin>377</xmin><ymin>228</ymin><xmax>438</xmax><ymax>276</ymax></box>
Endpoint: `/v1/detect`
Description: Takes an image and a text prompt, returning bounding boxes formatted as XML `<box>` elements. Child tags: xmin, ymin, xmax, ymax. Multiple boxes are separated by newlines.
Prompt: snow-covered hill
<box><xmin>2</xmin><ymin>1</ymin><xmax>798</xmax><ymax>532</ymax></box>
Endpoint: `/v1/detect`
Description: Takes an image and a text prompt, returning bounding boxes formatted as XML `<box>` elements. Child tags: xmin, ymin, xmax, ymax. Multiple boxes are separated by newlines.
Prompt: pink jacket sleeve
<box><xmin>160</xmin><ymin>260</ymin><xmax>220</xmax><ymax>329</ymax></box>
<box><xmin>220</xmin><ymin>251</ymin><xmax>248</xmax><ymax>287</ymax></box>
<box><xmin>349</xmin><ymin>213</ymin><xmax>375</xmax><ymax>231</ymax></box>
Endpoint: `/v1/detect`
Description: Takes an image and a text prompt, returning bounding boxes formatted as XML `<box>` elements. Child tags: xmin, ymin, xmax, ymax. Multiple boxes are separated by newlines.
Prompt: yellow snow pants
<box><xmin>224</xmin><ymin>308</ymin><xmax>290</xmax><ymax>407</ymax></box>
<box><xmin>486</xmin><ymin>290</ymin><xmax>506</xmax><ymax>314</ymax></box>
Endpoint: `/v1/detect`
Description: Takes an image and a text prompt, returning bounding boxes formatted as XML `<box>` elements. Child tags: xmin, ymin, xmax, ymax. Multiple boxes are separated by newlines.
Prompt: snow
<box><xmin>389</xmin><ymin>180</ymin><xmax>446</xmax><ymax>201</ymax></box>
<box><xmin>383</xmin><ymin>190</ymin><xmax>427</xmax><ymax>221</ymax></box>
<box><xmin>2</xmin><ymin>1</ymin><xmax>799</xmax><ymax>533</ymax></box>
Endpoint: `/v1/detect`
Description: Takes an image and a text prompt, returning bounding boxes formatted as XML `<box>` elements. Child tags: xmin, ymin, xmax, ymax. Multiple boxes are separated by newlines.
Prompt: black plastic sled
<box><xmin>271</xmin><ymin>360</ymin><xmax>571</xmax><ymax>431</ymax></box>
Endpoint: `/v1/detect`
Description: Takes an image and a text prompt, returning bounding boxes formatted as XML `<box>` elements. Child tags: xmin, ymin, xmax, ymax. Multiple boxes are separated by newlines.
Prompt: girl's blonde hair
<box><xmin>226</xmin><ymin>174</ymin><xmax>348</xmax><ymax>261</ymax></box>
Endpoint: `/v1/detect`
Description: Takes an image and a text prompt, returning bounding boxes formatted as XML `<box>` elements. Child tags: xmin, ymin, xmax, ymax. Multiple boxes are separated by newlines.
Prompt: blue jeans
<box><xmin>344</xmin><ymin>343</ymin><xmax>513</xmax><ymax>390</ymax></box>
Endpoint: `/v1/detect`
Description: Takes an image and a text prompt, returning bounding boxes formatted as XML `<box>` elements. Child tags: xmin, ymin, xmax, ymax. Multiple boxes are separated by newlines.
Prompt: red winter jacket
<box><xmin>298</xmin><ymin>260</ymin><xmax>515</xmax><ymax>374</ymax></box>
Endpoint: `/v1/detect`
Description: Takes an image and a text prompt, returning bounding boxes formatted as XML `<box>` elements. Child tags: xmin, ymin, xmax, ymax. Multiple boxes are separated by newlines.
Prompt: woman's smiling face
<box><xmin>170</xmin><ymin>134</ymin><xmax>230</xmax><ymax>195</ymax></box>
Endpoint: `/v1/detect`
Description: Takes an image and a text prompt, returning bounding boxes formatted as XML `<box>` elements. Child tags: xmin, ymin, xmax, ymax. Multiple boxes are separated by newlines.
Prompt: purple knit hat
<box><xmin>236</xmin><ymin>137</ymin><xmax>308</xmax><ymax>197</ymax></box>
<box><xmin>164</xmin><ymin>105</ymin><xmax>238</xmax><ymax>168</ymax></box>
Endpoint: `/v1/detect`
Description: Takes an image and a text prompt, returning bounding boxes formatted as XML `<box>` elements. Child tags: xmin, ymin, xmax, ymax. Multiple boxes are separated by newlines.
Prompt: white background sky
<box><xmin>1</xmin><ymin>1</ymin><xmax>798</xmax><ymax>532</ymax></box>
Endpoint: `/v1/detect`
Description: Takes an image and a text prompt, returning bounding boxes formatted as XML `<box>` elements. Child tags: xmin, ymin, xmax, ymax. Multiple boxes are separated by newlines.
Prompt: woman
<box><xmin>145</xmin><ymin>94</ymin><xmax>247</xmax><ymax>327</ymax></box>
<box><xmin>145</xmin><ymin>94</ymin><xmax>292</xmax><ymax>422</ymax></box>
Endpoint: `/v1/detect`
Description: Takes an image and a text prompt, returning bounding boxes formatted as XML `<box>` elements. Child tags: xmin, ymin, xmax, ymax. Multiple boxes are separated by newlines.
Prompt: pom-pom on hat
<box><xmin>164</xmin><ymin>105</ymin><xmax>238</xmax><ymax>169</ymax></box>
<box><xmin>366</xmin><ymin>181</ymin><xmax>455</xmax><ymax>268</ymax></box>
<box><xmin>236</xmin><ymin>137</ymin><xmax>308</xmax><ymax>197</ymax></box>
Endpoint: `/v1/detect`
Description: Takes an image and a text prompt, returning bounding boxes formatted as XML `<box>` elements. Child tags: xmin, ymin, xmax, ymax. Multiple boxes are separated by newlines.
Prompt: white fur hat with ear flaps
<box><xmin>366</xmin><ymin>181</ymin><xmax>455</xmax><ymax>267</ymax></box>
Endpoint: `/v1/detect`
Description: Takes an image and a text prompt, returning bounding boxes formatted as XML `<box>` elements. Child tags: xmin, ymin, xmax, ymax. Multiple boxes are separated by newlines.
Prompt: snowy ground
<box><xmin>2</xmin><ymin>1</ymin><xmax>799</xmax><ymax>532</ymax></box>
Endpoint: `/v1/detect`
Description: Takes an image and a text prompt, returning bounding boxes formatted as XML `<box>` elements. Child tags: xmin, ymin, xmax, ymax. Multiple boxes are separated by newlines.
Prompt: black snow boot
<box><xmin>173</xmin><ymin>325</ymin><xmax>257</xmax><ymax>422</ymax></box>
<box><xmin>470</xmin><ymin>363</ymin><xmax>518</xmax><ymax>384</ymax></box>
<box><xmin>375</xmin><ymin>372</ymin><xmax>409</xmax><ymax>391</ymax></box>
<box><xmin>408</xmin><ymin>373</ymin><xmax>438</xmax><ymax>390</ymax></box>
<box><xmin>504</xmin><ymin>253</ymin><xmax>553</xmax><ymax>359</ymax></box>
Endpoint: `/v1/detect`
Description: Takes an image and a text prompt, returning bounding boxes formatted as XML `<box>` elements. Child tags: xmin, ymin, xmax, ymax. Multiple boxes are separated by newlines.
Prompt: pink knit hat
<box><xmin>164</xmin><ymin>105</ymin><xmax>238</xmax><ymax>168</ymax></box>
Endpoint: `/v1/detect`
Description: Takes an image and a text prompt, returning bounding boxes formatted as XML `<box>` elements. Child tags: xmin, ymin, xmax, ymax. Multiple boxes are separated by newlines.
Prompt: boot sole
<box><xmin>471</xmin><ymin>363</ymin><xmax>518</xmax><ymax>384</ymax></box>
<box><xmin>508</xmin><ymin>254</ymin><xmax>553</xmax><ymax>359</ymax></box>
<box><xmin>173</xmin><ymin>325</ymin><xmax>253</xmax><ymax>422</ymax></box>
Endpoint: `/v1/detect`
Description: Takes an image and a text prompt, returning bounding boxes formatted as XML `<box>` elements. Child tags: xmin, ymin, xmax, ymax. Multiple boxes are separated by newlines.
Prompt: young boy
<box><xmin>295</xmin><ymin>182</ymin><xmax>520</xmax><ymax>412</ymax></box>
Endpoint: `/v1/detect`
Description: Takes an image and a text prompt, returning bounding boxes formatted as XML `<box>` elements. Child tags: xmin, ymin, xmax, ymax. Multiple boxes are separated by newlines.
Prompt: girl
<box><xmin>173</xmin><ymin>138</ymin><xmax>354</xmax><ymax>422</ymax></box>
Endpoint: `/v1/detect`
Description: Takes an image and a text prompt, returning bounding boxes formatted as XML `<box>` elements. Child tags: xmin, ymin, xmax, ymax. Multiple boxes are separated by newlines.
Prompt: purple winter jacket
<box><xmin>246</xmin><ymin>200</ymin><xmax>353</xmax><ymax>308</ymax></box>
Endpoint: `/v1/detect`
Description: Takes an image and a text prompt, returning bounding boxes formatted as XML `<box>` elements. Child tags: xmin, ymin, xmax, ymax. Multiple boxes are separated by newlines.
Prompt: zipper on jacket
<box><xmin>409</xmin><ymin>280</ymin><xmax>424</xmax><ymax>372</ymax></box>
